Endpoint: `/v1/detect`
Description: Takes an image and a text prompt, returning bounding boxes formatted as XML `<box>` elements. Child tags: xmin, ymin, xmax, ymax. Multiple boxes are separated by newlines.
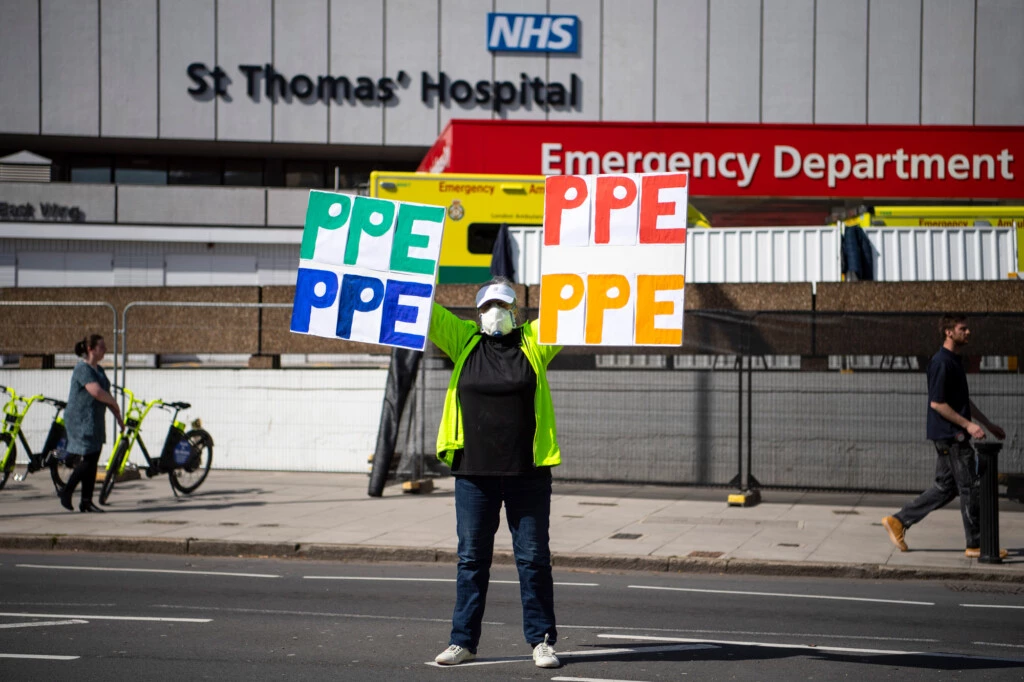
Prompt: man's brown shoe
<box><xmin>882</xmin><ymin>516</ymin><xmax>908</xmax><ymax>551</ymax></box>
<box><xmin>965</xmin><ymin>547</ymin><xmax>1008</xmax><ymax>559</ymax></box>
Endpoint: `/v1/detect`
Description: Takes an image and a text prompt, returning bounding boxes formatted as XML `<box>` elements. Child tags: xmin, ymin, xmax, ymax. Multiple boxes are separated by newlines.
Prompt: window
<box><xmin>169</xmin><ymin>159</ymin><xmax>222</xmax><ymax>186</ymax></box>
<box><xmin>223</xmin><ymin>159</ymin><xmax>264</xmax><ymax>186</ymax></box>
<box><xmin>115</xmin><ymin>158</ymin><xmax>167</xmax><ymax>185</ymax></box>
<box><xmin>284</xmin><ymin>161</ymin><xmax>326</xmax><ymax>188</ymax></box>
<box><xmin>69</xmin><ymin>157</ymin><xmax>112</xmax><ymax>183</ymax></box>
<box><xmin>467</xmin><ymin>223</ymin><xmax>504</xmax><ymax>255</ymax></box>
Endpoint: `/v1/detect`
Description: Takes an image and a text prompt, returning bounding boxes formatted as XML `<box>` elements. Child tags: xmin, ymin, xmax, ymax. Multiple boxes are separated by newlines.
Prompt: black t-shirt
<box><xmin>926</xmin><ymin>347</ymin><xmax>971</xmax><ymax>441</ymax></box>
<box><xmin>453</xmin><ymin>328</ymin><xmax>540</xmax><ymax>476</ymax></box>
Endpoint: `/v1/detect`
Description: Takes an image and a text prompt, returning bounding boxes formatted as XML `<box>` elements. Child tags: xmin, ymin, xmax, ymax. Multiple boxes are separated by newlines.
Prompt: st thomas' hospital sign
<box><xmin>187</xmin><ymin>63</ymin><xmax>582</xmax><ymax>113</ymax></box>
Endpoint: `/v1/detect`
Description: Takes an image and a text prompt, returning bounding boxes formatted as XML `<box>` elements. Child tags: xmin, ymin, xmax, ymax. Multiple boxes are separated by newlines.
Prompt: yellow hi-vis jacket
<box><xmin>427</xmin><ymin>302</ymin><xmax>562</xmax><ymax>469</ymax></box>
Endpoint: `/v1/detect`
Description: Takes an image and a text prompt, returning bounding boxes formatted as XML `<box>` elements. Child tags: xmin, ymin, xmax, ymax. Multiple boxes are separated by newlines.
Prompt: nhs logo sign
<box><xmin>487</xmin><ymin>13</ymin><xmax>579</xmax><ymax>53</ymax></box>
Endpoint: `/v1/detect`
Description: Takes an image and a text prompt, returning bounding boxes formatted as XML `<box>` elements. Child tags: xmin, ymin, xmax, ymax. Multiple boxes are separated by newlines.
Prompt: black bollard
<box><xmin>975</xmin><ymin>442</ymin><xmax>1004</xmax><ymax>564</ymax></box>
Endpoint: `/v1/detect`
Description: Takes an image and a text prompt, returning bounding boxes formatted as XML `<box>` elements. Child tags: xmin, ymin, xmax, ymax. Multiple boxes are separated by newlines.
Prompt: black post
<box><xmin>736</xmin><ymin>356</ymin><xmax>743</xmax><ymax>486</ymax></box>
<box><xmin>976</xmin><ymin>442</ymin><xmax>1003</xmax><ymax>564</ymax></box>
<box><xmin>745</xmin><ymin>358</ymin><xmax>752</xmax><ymax>489</ymax></box>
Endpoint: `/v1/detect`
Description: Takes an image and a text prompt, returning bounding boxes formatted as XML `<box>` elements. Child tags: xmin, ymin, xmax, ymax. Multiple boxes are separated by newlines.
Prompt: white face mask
<box><xmin>479</xmin><ymin>306</ymin><xmax>514</xmax><ymax>336</ymax></box>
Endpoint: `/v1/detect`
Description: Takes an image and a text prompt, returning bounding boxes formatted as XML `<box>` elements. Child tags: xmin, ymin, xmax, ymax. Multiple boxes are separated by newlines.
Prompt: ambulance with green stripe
<box><xmin>369</xmin><ymin>171</ymin><xmax>710</xmax><ymax>284</ymax></box>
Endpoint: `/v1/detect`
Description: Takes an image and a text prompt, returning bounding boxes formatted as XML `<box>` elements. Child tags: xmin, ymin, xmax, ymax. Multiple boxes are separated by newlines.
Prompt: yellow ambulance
<box><xmin>845</xmin><ymin>205</ymin><xmax>1024</xmax><ymax>272</ymax></box>
<box><xmin>369</xmin><ymin>171</ymin><xmax>710</xmax><ymax>284</ymax></box>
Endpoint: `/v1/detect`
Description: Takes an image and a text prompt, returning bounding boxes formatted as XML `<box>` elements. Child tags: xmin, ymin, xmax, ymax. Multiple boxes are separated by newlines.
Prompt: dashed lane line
<box><xmin>0</xmin><ymin>612</ymin><xmax>211</xmax><ymax>623</ymax></box>
<box><xmin>0</xmin><ymin>619</ymin><xmax>88</xmax><ymax>629</ymax></box>
<box><xmin>17</xmin><ymin>563</ymin><xmax>279</xmax><ymax>579</ymax></box>
<box><xmin>973</xmin><ymin>642</ymin><xmax>1024</xmax><ymax>649</ymax></box>
<box><xmin>303</xmin><ymin>575</ymin><xmax>598</xmax><ymax>587</ymax></box>
<box><xmin>597</xmin><ymin>634</ymin><xmax>1024</xmax><ymax>663</ymax></box>
<box><xmin>628</xmin><ymin>584</ymin><xmax>934</xmax><ymax>606</ymax></box>
<box><xmin>0</xmin><ymin>654</ymin><xmax>80</xmax><ymax>661</ymax></box>
<box><xmin>558</xmin><ymin>623</ymin><xmax>939</xmax><ymax>643</ymax></box>
<box><xmin>961</xmin><ymin>603</ymin><xmax>1024</xmax><ymax>610</ymax></box>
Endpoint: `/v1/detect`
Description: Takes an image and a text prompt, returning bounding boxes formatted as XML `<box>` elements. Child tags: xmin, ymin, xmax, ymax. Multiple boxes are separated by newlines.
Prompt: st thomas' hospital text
<box><xmin>541</xmin><ymin>144</ymin><xmax>1017</xmax><ymax>189</ymax></box>
<box><xmin>187</xmin><ymin>63</ymin><xmax>580</xmax><ymax>113</ymax></box>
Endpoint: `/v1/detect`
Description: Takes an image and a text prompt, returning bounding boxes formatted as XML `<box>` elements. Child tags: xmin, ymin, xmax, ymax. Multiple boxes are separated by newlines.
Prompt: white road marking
<box><xmin>0</xmin><ymin>612</ymin><xmax>210</xmax><ymax>623</ymax></box>
<box><xmin>303</xmin><ymin>576</ymin><xmax>597</xmax><ymax>586</ymax></box>
<box><xmin>629</xmin><ymin>584</ymin><xmax>934</xmax><ymax>606</ymax></box>
<box><xmin>552</xmin><ymin>678</ymin><xmax>650</xmax><ymax>682</ymax></box>
<box><xmin>961</xmin><ymin>603</ymin><xmax>1024</xmax><ymax>610</ymax></box>
<box><xmin>425</xmin><ymin>643</ymin><xmax>718</xmax><ymax>668</ymax></box>
<box><xmin>0</xmin><ymin>653</ymin><xmax>80</xmax><ymax>661</ymax></box>
<box><xmin>152</xmin><ymin>604</ymin><xmax>497</xmax><ymax>625</ymax></box>
<box><xmin>597</xmin><ymin>634</ymin><xmax>1024</xmax><ymax>663</ymax></box>
<box><xmin>559</xmin><ymin>623</ymin><xmax>939</xmax><ymax>643</ymax></box>
<box><xmin>0</xmin><ymin>619</ymin><xmax>87</xmax><ymax>629</ymax></box>
<box><xmin>17</xmin><ymin>563</ymin><xmax>279</xmax><ymax>579</ymax></box>
<box><xmin>973</xmin><ymin>642</ymin><xmax>1024</xmax><ymax>649</ymax></box>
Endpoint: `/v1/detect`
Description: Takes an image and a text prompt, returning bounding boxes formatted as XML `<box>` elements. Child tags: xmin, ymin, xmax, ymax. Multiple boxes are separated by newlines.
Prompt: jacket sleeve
<box><xmin>524</xmin><ymin>319</ymin><xmax>562</xmax><ymax>367</ymax></box>
<box><xmin>428</xmin><ymin>302</ymin><xmax>478</xmax><ymax>361</ymax></box>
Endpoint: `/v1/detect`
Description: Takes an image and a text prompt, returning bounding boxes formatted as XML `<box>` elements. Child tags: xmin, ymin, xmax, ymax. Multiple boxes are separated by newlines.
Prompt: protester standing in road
<box><xmin>882</xmin><ymin>314</ymin><xmax>1006</xmax><ymax>558</ymax></box>
<box><xmin>60</xmin><ymin>334</ymin><xmax>123</xmax><ymax>513</ymax></box>
<box><xmin>429</xmin><ymin>278</ymin><xmax>562</xmax><ymax>669</ymax></box>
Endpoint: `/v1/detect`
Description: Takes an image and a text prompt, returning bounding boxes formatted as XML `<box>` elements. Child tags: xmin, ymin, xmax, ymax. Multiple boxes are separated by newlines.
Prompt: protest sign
<box><xmin>290</xmin><ymin>190</ymin><xmax>446</xmax><ymax>351</ymax></box>
<box><xmin>539</xmin><ymin>173</ymin><xmax>688</xmax><ymax>346</ymax></box>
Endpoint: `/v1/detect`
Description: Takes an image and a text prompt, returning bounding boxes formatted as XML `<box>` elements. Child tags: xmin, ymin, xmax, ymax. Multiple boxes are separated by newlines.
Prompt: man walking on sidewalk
<box><xmin>882</xmin><ymin>314</ymin><xmax>1006</xmax><ymax>559</ymax></box>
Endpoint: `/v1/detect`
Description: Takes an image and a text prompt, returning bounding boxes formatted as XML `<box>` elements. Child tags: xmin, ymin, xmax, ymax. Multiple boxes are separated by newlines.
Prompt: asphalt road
<box><xmin>2</xmin><ymin>550</ymin><xmax>1024</xmax><ymax>681</ymax></box>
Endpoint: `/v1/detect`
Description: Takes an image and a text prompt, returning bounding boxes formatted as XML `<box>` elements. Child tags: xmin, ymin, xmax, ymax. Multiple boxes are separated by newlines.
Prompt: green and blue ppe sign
<box><xmin>290</xmin><ymin>191</ymin><xmax>446</xmax><ymax>351</ymax></box>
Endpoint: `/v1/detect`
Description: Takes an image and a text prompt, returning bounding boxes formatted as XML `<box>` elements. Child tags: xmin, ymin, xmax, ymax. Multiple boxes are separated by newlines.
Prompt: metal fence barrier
<box><xmin>392</xmin><ymin>309</ymin><xmax>1024</xmax><ymax>493</ymax></box>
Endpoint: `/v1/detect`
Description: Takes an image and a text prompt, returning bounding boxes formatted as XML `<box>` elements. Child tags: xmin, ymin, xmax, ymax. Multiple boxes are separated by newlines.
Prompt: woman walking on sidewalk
<box><xmin>430</xmin><ymin>278</ymin><xmax>563</xmax><ymax>669</ymax></box>
<box><xmin>59</xmin><ymin>334</ymin><xmax>123</xmax><ymax>513</ymax></box>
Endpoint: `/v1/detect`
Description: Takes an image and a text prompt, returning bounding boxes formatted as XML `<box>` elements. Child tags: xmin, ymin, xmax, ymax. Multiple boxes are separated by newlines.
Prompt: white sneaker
<box><xmin>435</xmin><ymin>644</ymin><xmax>475</xmax><ymax>665</ymax></box>
<box><xmin>532</xmin><ymin>634</ymin><xmax>560</xmax><ymax>668</ymax></box>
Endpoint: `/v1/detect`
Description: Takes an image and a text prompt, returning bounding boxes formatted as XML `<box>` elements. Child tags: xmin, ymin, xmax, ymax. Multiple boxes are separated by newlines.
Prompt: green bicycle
<box><xmin>0</xmin><ymin>384</ymin><xmax>69</xmax><ymax>492</ymax></box>
<box><xmin>98</xmin><ymin>386</ymin><xmax>214</xmax><ymax>505</ymax></box>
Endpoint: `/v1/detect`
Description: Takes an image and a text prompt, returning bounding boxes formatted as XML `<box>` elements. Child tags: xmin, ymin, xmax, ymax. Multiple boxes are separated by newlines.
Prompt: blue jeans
<box><xmin>449</xmin><ymin>474</ymin><xmax>556</xmax><ymax>652</ymax></box>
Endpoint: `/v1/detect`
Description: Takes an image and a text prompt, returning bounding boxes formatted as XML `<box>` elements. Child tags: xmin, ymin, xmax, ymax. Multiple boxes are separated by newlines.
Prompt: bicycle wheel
<box><xmin>169</xmin><ymin>429</ymin><xmax>213</xmax><ymax>495</ymax></box>
<box><xmin>0</xmin><ymin>432</ymin><xmax>14</xmax><ymax>491</ymax></box>
<box><xmin>49</xmin><ymin>452</ymin><xmax>80</xmax><ymax>495</ymax></box>
<box><xmin>99</xmin><ymin>441</ymin><xmax>129</xmax><ymax>505</ymax></box>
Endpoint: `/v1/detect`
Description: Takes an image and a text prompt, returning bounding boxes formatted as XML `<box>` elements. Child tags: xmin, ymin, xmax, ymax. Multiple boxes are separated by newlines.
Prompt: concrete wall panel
<box><xmin>439</xmin><ymin>0</ymin><xmax>492</xmax><ymax>129</ymax></box>
<box><xmin>921</xmin><ymin>0</ymin><xmax>975</xmax><ymax>125</ymax></box>
<box><xmin>655</xmin><ymin>0</ymin><xmax>707</xmax><ymax>122</ymax></box>
<box><xmin>40</xmin><ymin>0</ymin><xmax>99</xmax><ymax>135</ymax></box>
<box><xmin>975</xmin><ymin>0</ymin><xmax>1024</xmax><ymax>125</ymax></box>
<box><xmin>328</xmin><ymin>0</ymin><xmax>385</xmax><ymax>145</ymax></box>
<box><xmin>708</xmin><ymin>0</ymin><xmax>761</xmax><ymax>122</ymax></box>
<box><xmin>217</xmin><ymin>0</ymin><xmax>273</xmax><ymax>141</ymax></box>
<box><xmin>867</xmin><ymin>0</ymin><xmax>921</xmax><ymax>124</ymax></box>
<box><xmin>814</xmin><ymin>0</ymin><xmax>867</xmax><ymax>123</ymax></box>
<box><xmin>493</xmin><ymin>0</ymin><xmax>551</xmax><ymax>121</ymax></box>
<box><xmin>100</xmin><ymin>0</ymin><xmax>157</xmax><ymax>137</ymax></box>
<box><xmin>159</xmin><ymin>0</ymin><xmax>216</xmax><ymax>139</ymax></box>
<box><xmin>601</xmin><ymin>0</ymin><xmax>654</xmax><ymax>121</ymax></box>
<box><xmin>0</xmin><ymin>182</ymin><xmax>115</xmax><ymax>223</ymax></box>
<box><xmin>272</xmin><ymin>0</ymin><xmax>328</xmax><ymax>143</ymax></box>
<box><xmin>762</xmin><ymin>0</ymin><xmax>814</xmax><ymax>123</ymax></box>
<box><xmin>0</xmin><ymin>0</ymin><xmax>40</xmax><ymax>134</ymax></box>
<box><xmin>117</xmin><ymin>186</ymin><xmax>266</xmax><ymax>225</ymax></box>
<box><xmin>548</xmin><ymin>0</ymin><xmax>600</xmax><ymax>121</ymax></box>
<box><xmin>266</xmin><ymin>188</ymin><xmax>310</xmax><ymax>227</ymax></box>
<box><xmin>383</xmin><ymin>0</ymin><xmax>439</xmax><ymax>146</ymax></box>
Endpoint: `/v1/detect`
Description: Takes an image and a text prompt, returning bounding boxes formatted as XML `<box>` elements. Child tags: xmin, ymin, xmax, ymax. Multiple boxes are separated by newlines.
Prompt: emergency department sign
<box><xmin>290</xmin><ymin>191</ymin><xmax>445</xmax><ymax>351</ymax></box>
<box><xmin>539</xmin><ymin>173</ymin><xmax>688</xmax><ymax>346</ymax></box>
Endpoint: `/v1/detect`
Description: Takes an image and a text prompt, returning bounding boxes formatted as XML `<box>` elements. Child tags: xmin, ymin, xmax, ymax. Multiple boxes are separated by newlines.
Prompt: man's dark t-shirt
<box><xmin>453</xmin><ymin>328</ymin><xmax>541</xmax><ymax>476</ymax></box>
<box><xmin>926</xmin><ymin>347</ymin><xmax>971</xmax><ymax>441</ymax></box>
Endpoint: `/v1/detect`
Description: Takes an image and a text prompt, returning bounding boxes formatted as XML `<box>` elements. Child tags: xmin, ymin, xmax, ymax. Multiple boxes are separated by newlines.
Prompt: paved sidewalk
<box><xmin>1</xmin><ymin>469</ymin><xmax>1022</xmax><ymax>582</ymax></box>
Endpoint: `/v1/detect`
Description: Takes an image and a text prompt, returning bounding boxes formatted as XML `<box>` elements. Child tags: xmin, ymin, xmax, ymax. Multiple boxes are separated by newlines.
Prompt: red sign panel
<box><xmin>418</xmin><ymin>120</ymin><xmax>1024</xmax><ymax>199</ymax></box>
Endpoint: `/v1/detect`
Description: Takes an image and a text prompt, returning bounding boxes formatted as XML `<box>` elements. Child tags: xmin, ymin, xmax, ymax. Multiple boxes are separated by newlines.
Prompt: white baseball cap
<box><xmin>475</xmin><ymin>282</ymin><xmax>517</xmax><ymax>308</ymax></box>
